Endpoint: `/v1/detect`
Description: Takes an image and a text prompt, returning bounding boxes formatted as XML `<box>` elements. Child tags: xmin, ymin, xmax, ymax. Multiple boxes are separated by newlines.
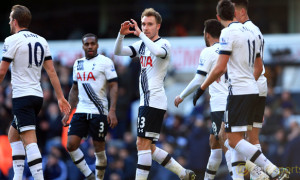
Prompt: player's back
<box><xmin>219</xmin><ymin>22</ymin><xmax>259</xmax><ymax>95</ymax></box>
<box><xmin>3</xmin><ymin>30</ymin><xmax>51</xmax><ymax>98</ymax></box>
<box><xmin>243</xmin><ymin>20</ymin><xmax>267</xmax><ymax>96</ymax></box>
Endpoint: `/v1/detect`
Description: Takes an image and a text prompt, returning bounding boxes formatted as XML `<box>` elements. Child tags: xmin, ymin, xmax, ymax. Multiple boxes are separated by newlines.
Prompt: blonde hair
<box><xmin>141</xmin><ymin>8</ymin><xmax>162</xmax><ymax>24</ymax></box>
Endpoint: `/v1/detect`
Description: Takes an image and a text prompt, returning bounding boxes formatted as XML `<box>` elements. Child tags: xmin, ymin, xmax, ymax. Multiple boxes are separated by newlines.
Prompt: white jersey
<box><xmin>244</xmin><ymin>20</ymin><xmax>267</xmax><ymax>97</ymax></box>
<box><xmin>129</xmin><ymin>38</ymin><xmax>170</xmax><ymax>110</ymax></box>
<box><xmin>219</xmin><ymin>22</ymin><xmax>260</xmax><ymax>95</ymax></box>
<box><xmin>73</xmin><ymin>54</ymin><xmax>117</xmax><ymax>115</ymax></box>
<box><xmin>2</xmin><ymin>30</ymin><xmax>52</xmax><ymax>98</ymax></box>
<box><xmin>197</xmin><ymin>43</ymin><xmax>228</xmax><ymax>112</ymax></box>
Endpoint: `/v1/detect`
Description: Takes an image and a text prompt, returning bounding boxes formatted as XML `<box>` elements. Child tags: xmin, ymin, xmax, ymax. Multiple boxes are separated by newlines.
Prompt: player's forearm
<box><xmin>139</xmin><ymin>32</ymin><xmax>166</xmax><ymax>57</ymax></box>
<box><xmin>114</xmin><ymin>33</ymin><xmax>132</xmax><ymax>56</ymax></box>
<box><xmin>0</xmin><ymin>61</ymin><xmax>10</xmax><ymax>84</ymax></box>
<box><xmin>201</xmin><ymin>66</ymin><xmax>225</xmax><ymax>90</ymax></box>
<box><xmin>68</xmin><ymin>84</ymin><xmax>79</xmax><ymax>112</ymax></box>
<box><xmin>109</xmin><ymin>82</ymin><xmax>118</xmax><ymax>111</ymax></box>
<box><xmin>49</xmin><ymin>73</ymin><xmax>64</xmax><ymax>100</ymax></box>
<box><xmin>180</xmin><ymin>74</ymin><xmax>205</xmax><ymax>100</ymax></box>
<box><xmin>253</xmin><ymin>56</ymin><xmax>263</xmax><ymax>81</ymax></box>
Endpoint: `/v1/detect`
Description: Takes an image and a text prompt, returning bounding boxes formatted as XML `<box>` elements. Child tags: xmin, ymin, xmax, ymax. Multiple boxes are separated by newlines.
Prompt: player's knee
<box><xmin>209</xmin><ymin>135</ymin><xmax>220</xmax><ymax>149</ymax></box>
<box><xmin>136</xmin><ymin>138</ymin><xmax>151</xmax><ymax>151</ymax></box>
<box><xmin>66</xmin><ymin>142</ymin><xmax>79</xmax><ymax>152</ymax></box>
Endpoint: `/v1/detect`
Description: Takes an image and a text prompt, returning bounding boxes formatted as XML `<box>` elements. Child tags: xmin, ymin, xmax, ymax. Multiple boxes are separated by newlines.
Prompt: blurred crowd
<box><xmin>0</xmin><ymin>52</ymin><xmax>300</xmax><ymax>180</ymax></box>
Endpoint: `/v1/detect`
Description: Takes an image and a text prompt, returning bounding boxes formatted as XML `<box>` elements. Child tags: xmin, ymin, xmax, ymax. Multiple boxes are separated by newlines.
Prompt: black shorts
<box><xmin>11</xmin><ymin>96</ymin><xmax>43</xmax><ymax>133</ymax></box>
<box><xmin>210</xmin><ymin>111</ymin><xmax>224</xmax><ymax>140</ymax></box>
<box><xmin>250</xmin><ymin>96</ymin><xmax>266</xmax><ymax>128</ymax></box>
<box><xmin>137</xmin><ymin>106</ymin><xmax>166</xmax><ymax>142</ymax></box>
<box><xmin>68</xmin><ymin>113</ymin><xmax>108</xmax><ymax>142</ymax></box>
<box><xmin>224</xmin><ymin>94</ymin><xmax>258</xmax><ymax>133</ymax></box>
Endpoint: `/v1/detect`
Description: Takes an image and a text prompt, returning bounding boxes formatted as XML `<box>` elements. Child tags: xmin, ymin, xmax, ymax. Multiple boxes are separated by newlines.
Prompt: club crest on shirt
<box><xmin>3</xmin><ymin>45</ymin><xmax>8</xmax><ymax>53</ymax></box>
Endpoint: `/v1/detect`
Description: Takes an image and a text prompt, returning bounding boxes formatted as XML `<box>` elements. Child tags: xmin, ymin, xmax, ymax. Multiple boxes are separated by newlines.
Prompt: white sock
<box><xmin>95</xmin><ymin>151</ymin><xmax>107</xmax><ymax>180</ymax></box>
<box><xmin>25</xmin><ymin>143</ymin><xmax>43</xmax><ymax>180</ymax></box>
<box><xmin>204</xmin><ymin>149</ymin><xmax>222</xmax><ymax>180</ymax></box>
<box><xmin>69</xmin><ymin>148</ymin><xmax>92</xmax><ymax>177</ymax></box>
<box><xmin>136</xmin><ymin>150</ymin><xmax>151</xmax><ymax>180</ymax></box>
<box><xmin>231</xmin><ymin>147</ymin><xmax>246</xmax><ymax>179</ymax></box>
<box><xmin>234</xmin><ymin>139</ymin><xmax>279</xmax><ymax>178</ymax></box>
<box><xmin>11</xmin><ymin>141</ymin><xmax>25</xmax><ymax>180</ymax></box>
<box><xmin>225</xmin><ymin>150</ymin><xmax>233</xmax><ymax>177</ymax></box>
<box><xmin>152</xmin><ymin>147</ymin><xmax>186</xmax><ymax>178</ymax></box>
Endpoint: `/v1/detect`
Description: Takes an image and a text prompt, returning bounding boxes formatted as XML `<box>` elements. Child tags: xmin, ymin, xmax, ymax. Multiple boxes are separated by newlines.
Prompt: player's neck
<box><xmin>241</xmin><ymin>15</ymin><xmax>250</xmax><ymax>24</ymax></box>
<box><xmin>150</xmin><ymin>34</ymin><xmax>160</xmax><ymax>41</ymax></box>
<box><xmin>16</xmin><ymin>27</ymin><xmax>27</xmax><ymax>33</ymax></box>
<box><xmin>209</xmin><ymin>39</ymin><xmax>219</xmax><ymax>47</ymax></box>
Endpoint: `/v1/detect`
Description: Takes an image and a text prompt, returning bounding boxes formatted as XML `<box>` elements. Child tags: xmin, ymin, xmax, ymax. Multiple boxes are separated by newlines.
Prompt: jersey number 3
<box><xmin>27</xmin><ymin>42</ymin><xmax>44</xmax><ymax>68</ymax></box>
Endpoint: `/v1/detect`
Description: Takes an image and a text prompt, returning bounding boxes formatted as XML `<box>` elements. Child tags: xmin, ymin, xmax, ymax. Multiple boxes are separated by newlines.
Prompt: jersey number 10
<box><xmin>27</xmin><ymin>42</ymin><xmax>44</xmax><ymax>68</ymax></box>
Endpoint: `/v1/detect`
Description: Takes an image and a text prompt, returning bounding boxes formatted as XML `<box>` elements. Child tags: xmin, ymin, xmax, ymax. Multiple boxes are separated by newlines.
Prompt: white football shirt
<box><xmin>219</xmin><ymin>22</ymin><xmax>260</xmax><ymax>95</ymax></box>
<box><xmin>244</xmin><ymin>20</ymin><xmax>267</xmax><ymax>97</ymax></box>
<box><xmin>73</xmin><ymin>54</ymin><xmax>117</xmax><ymax>115</ymax></box>
<box><xmin>197</xmin><ymin>43</ymin><xmax>228</xmax><ymax>112</ymax></box>
<box><xmin>129</xmin><ymin>38</ymin><xmax>170</xmax><ymax>110</ymax></box>
<box><xmin>2</xmin><ymin>30</ymin><xmax>52</xmax><ymax>98</ymax></box>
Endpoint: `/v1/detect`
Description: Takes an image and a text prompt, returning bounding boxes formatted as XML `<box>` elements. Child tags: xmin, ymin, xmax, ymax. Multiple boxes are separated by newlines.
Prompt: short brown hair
<box><xmin>141</xmin><ymin>8</ymin><xmax>162</xmax><ymax>24</ymax></box>
<box><xmin>204</xmin><ymin>19</ymin><xmax>224</xmax><ymax>39</ymax></box>
<box><xmin>217</xmin><ymin>0</ymin><xmax>235</xmax><ymax>21</ymax></box>
<box><xmin>11</xmin><ymin>5</ymin><xmax>32</xmax><ymax>28</ymax></box>
<box><xmin>231</xmin><ymin>0</ymin><xmax>248</xmax><ymax>10</ymax></box>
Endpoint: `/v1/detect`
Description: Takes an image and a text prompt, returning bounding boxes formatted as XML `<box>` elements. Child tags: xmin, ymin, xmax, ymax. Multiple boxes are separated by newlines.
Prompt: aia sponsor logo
<box><xmin>140</xmin><ymin>56</ymin><xmax>152</xmax><ymax>68</ymax></box>
<box><xmin>77</xmin><ymin>72</ymin><xmax>95</xmax><ymax>81</ymax></box>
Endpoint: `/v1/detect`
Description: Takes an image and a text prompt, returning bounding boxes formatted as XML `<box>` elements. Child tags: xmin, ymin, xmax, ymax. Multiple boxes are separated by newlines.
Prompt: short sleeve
<box><xmin>196</xmin><ymin>48</ymin><xmax>213</xmax><ymax>76</ymax></box>
<box><xmin>104</xmin><ymin>58</ymin><xmax>118</xmax><ymax>82</ymax></box>
<box><xmin>219</xmin><ymin>30</ymin><xmax>233</xmax><ymax>55</ymax></box>
<box><xmin>129</xmin><ymin>40</ymin><xmax>142</xmax><ymax>58</ymax></box>
<box><xmin>2</xmin><ymin>37</ymin><xmax>18</xmax><ymax>62</ymax></box>
<box><xmin>161</xmin><ymin>40</ymin><xmax>171</xmax><ymax>59</ymax></box>
<box><xmin>44</xmin><ymin>41</ymin><xmax>52</xmax><ymax>60</ymax></box>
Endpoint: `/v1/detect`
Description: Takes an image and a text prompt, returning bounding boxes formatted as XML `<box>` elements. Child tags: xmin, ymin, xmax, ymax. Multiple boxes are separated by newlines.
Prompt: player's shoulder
<box><xmin>96</xmin><ymin>54</ymin><xmax>114</xmax><ymax>65</ymax></box>
<box><xmin>4</xmin><ymin>33</ymin><xmax>20</xmax><ymax>44</ymax></box>
<box><xmin>157</xmin><ymin>37</ymin><xmax>170</xmax><ymax>45</ymax></box>
<box><xmin>244</xmin><ymin>20</ymin><xmax>263</xmax><ymax>35</ymax></box>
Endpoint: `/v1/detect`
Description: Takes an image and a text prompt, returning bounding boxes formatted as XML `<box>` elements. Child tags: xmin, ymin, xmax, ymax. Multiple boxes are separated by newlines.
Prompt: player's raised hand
<box><xmin>120</xmin><ymin>21</ymin><xmax>135</xmax><ymax>35</ymax></box>
<box><xmin>107</xmin><ymin>110</ymin><xmax>118</xmax><ymax>129</ymax></box>
<box><xmin>61</xmin><ymin>114</ymin><xmax>70</xmax><ymax>127</ymax></box>
<box><xmin>130</xmin><ymin>19</ymin><xmax>142</xmax><ymax>37</ymax></box>
<box><xmin>174</xmin><ymin>96</ymin><xmax>183</xmax><ymax>107</ymax></box>
<box><xmin>193</xmin><ymin>87</ymin><xmax>205</xmax><ymax>106</ymax></box>
<box><xmin>58</xmin><ymin>98</ymin><xmax>71</xmax><ymax>115</ymax></box>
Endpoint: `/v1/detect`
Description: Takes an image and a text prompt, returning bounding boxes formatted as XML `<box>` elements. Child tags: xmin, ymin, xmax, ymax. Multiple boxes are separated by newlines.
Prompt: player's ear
<box><xmin>216</xmin><ymin>14</ymin><xmax>221</xmax><ymax>22</ymax></box>
<box><xmin>157</xmin><ymin>23</ymin><xmax>161</xmax><ymax>30</ymax></box>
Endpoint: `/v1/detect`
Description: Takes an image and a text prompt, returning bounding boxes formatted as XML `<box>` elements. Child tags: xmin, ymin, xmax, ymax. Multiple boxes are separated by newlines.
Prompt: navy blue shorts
<box><xmin>224</xmin><ymin>94</ymin><xmax>259</xmax><ymax>132</ymax></box>
<box><xmin>68</xmin><ymin>113</ymin><xmax>108</xmax><ymax>142</ymax></box>
<box><xmin>137</xmin><ymin>106</ymin><xmax>166</xmax><ymax>142</ymax></box>
<box><xmin>250</xmin><ymin>96</ymin><xmax>266</xmax><ymax>128</ymax></box>
<box><xmin>210</xmin><ymin>111</ymin><xmax>224</xmax><ymax>140</ymax></box>
<box><xmin>11</xmin><ymin>96</ymin><xmax>43</xmax><ymax>133</ymax></box>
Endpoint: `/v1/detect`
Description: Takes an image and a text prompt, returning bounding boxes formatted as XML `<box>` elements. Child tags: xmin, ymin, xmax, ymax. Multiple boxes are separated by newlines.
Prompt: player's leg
<box><xmin>12</xmin><ymin>96</ymin><xmax>44</xmax><ymax>180</ymax></box>
<box><xmin>204</xmin><ymin>135</ymin><xmax>222</xmax><ymax>180</ymax></box>
<box><xmin>227</xmin><ymin>95</ymin><xmax>289</xmax><ymax>179</ymax></box>
<box><xmin>67</xmin><ymin>113</ymin><xmax>94</xmax><ymax>179</ymax></box>
<box><xmin>150</xmin><ymin>144</ymin><xmax>195</xmax><ymax>180</ymax></box>
<box><xmin>136</xmin><ymin>137</ymin><xmax>152</xmax><ymax>180</ymax></box>
<box><xmin>8</xmin><ymin>125</ymin><xmax>25</xmax><ymax>180</ymax></box>
<box><xmin>204</xmin><ymin>111</ymin><xmax>224</xmax><ymax>180</ymax></box>
<box><xmin>90</xmin><ymin>114</ymin><xmax>109</xmax><ymax>180</ymax></box>
<box><xmin>218</xmin><ymin>123</ymin><xmax>233</xmax><ymax>178</ymax></box>
<box><xmin>138</xmin><ymin>105</ymin><xmax>195</xmax><ymax>180</ymax></box>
